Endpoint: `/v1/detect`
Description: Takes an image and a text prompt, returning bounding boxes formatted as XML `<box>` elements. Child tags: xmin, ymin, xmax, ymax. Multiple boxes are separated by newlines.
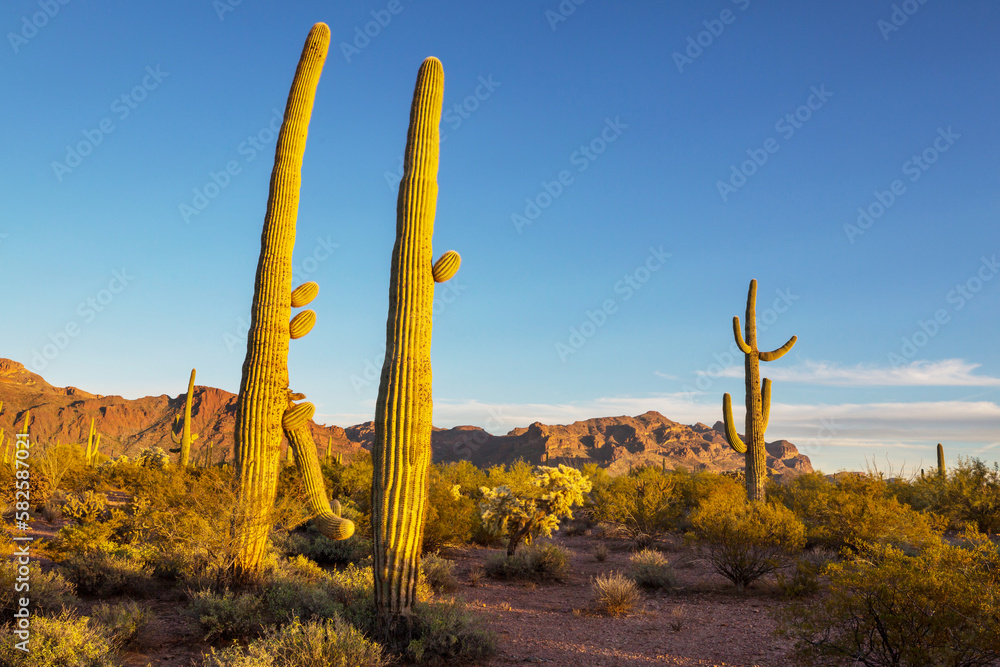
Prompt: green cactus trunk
<box><xmin>722</xmin><ymin>280</ymin><xmax>797</xmax><ymax>502</ymax></box>
<box><xmin>171</xmin><ymin>369</ymin><xmax>198</xmax><ymax>467</ymax></box>
<box><xmin>372</xmin><ymin>56</ymin><xmax>460</xmax><ymax>643</ymax></box>
<box><xmin>937</xmin><ymin>443</ymin><xmax>945</xmax><ymax>477</ymax></box>
<box><xmin>232</xmin><ymin>23</ymin><xmax>330</xmax><ymax>579</ymax></box>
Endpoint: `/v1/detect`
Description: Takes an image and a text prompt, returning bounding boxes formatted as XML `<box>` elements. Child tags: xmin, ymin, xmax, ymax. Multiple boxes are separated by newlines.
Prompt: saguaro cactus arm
<box><xmin>761</xmin><ymin>377</ymin><xmax>771</xmax><ymax>432</ymax></box>
<box><xmin>759</xmin><ymin>336</ymin><xmax>797</xmax><ymax>362</ymax></box>
<box><xmin>722</xmin><ymin>393</ymin><xmax>746</xmax><ymax>454</ymax></box>
<box><xmin>733</xmin><ymin>316</ymin><xmax>751</xmax><ymax>354</ymax></box>
<box><xmin>282</xmin><ymin>398</ymin><xmax>355</xmax><ymax>541</ymax></box>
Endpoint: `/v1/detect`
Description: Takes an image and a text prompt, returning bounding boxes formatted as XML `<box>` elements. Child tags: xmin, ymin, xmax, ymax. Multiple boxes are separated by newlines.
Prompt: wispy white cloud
<box><xmin>703</xmin><ymin>359</ymin><xmax>1000</xmax><ymax>387</ymax></box>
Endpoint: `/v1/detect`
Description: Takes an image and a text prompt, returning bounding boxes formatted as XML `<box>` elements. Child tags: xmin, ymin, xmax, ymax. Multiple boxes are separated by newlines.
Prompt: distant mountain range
<box><xmin>0</xmin><ymin>358</ymin><xmax>812</xmax><ymax>478</ymax></box>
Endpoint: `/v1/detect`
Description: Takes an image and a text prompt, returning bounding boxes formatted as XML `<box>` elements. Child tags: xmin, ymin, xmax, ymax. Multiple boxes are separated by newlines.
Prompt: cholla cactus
<box><xmin>136</xmin><ymin>447</ymin><xmax>171</xmax><ymax>468</ymax></box>
<box><xmin>479</xmin><ymin>464</ymin><xmax>592</xmax><ymax>556</ymax></box>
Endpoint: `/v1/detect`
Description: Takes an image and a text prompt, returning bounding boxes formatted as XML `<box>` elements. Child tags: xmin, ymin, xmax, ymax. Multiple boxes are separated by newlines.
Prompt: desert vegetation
<box><xmin>2</xmin><ymin>438</ymin><xmax>999</xmax><ymax>664</ymax></box>
<box><xmin>2</xmin><ymin>13</ymin><xmax>998</xmax><ymax>667</ymax></box>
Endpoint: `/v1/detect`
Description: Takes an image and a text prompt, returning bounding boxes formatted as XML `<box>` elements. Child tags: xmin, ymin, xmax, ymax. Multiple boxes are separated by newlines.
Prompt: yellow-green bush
<box><xmin>690</xmin><ymin>494</ymin><xmax>805</xmax><ymax>590</ymax></box>
<box><xmin>200</xmin><ymin>615</ymin><xmax>385</xmax><ymax>667</ymax></box>
<box><xmin>0</xmin><ymin>612</ymin><xmax>114</xmax><ymax>667</ymax></box>
<box><xmin>0</xmin><ymin>564</ymin><xmax>76</xmax><ymax>616</ymax></box>
<box><xmin>629</xmin><ymin>548</ymin><xmax>676</xmax><ymax>590</ymax></box>
<box><xmin>781</xmin><ymin>529</ymin><xmax>1000</xmax><ymax>666</ymax></box>
<box><xmin>769</xmin><ymin>472</ymin><xmax>944</xmax><ymax>552</ymax></box>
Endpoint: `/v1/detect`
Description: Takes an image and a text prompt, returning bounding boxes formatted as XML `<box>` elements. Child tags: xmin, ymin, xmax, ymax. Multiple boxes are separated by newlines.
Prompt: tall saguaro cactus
<box><xmin>372</xmin><ymin>56</ymin><xmax>461</xmax><ymax>642</ymax></box>
<box><xmin>937</xmin><ymin>443</ymin><xmax>946</xmax><ymax>477</ymax></box>
<box><xmin>170</xmin><ymin>369</ymin><xmax>199</xmax><ymax>467</ymax></box>
<box><xmin>722</xmin><ymin>279</ymin><xmax>797</xmax><ymax>502</ymax></box>
<box><xmin>232</xmin><ymin>23</ymin><xmax>333</xmax><ymax>579</ymax></box>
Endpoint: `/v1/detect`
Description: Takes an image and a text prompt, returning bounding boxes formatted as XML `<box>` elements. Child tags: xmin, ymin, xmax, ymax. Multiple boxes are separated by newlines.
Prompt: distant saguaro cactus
<box><xmin>170</xmin><ymin>369</ymin><xmax>199</xmax><ymax>467</ymax></box>
<box><xmin>372</xmin><ymin>56</ymin><xmax>461</xmax><ymax>642</ymax></box>
<box><xmin>722</xmin><ymin>280</ymin><xmax>797</xmax><ymax>502</ymax></box>
<box><xmin>937</xmin><ymin>443</ymin><xmax>945</xmax><ymax>477</ymax></box>
<box><xmin>231</xmin><ymin>23</ymin><xmax>354</xmax><ymax>579</ymax></box>
<box><xmin>85</xmin><ymin>418</ymin><xmax>102</xmax><ymax>466</ymax></box>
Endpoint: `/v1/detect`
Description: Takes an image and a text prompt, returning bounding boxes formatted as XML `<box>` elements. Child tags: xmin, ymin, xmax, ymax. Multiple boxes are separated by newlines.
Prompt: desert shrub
<box><xmin>0</xmin><ymin>611</ymin><xmax>114</xmax><ymax>667</ymax></box>
<box><xmin>484</xmin><ymin>542</ymin><xmax>569</xmax><ymax>582</ymax></box>
<box><xmin>935</xmin><ymin>457</ymin><xmax>1000</xmax><ymax>533</ymax></box>
<box><xmin>467</xmin><ymin>566</ymin><xmax>484</xmax><ymax>587</ymax></box>
<box><xmin>592</xmin><ymin>544</ymin><xmax>609</xmax><ymax>562</ymax></box>
<box><xmin>188</xmin><ymin>587</ymin><xmax>267</xmax><ymax>641</ymax></box>
<box><xmin>188</xmin><ymin>558</ymin><xmax>383</xmax><ymax>641</ymax></box>
<box><xmin>690</xmin><ymin>497</ymin><xmax>805</xmax><ymax>590</ymax></box>
<box><xmin>91</xmin><ymin>599</ymin><xmax>151</xmax><ymax>649</ymax></box>
<box><xmin>200</xmin><ymin>615</ymin><xmax>385</xmax><ymax>667</ymax></box>
<box><xmin>480</xmin><ymin>464</ymin><xmax>592</xmax><ymax>556</ymax></box>
<box><xmin>404</xmin><ymin>599</ymin><xmax>497</xmax><ymax>665</ymax></box>
<box><xmin>781</xmin><ymin>530</ymin><xmax>1000</xmax><ymax>666</ymax></box>
<box><xmin>769</xmin><ymin>472</ymin><xmax>944</xmax><ymax>552</ymax></box>
<box><xmin>422</xmin><ymin>466</ymin><xmax>483</xmax><ymax>550</ymax></box>
<box><xmin>592</xmin><ymin>572</ymin><xmax>641</xmax><ymax>616</ymax></box>
<box><xmin>421</xmin><ymin>551</ymin><xmax>459</xmax><ymax>593</ymax></box>
<box><xmin>0</xmin><ymin>564</ymin><xmax>77</xmax><ymax>616</ymax></box>
<box><xmin>288</xmin><ymin>523</ymin><xmax>371</xmax><ymax>566</ymax></box>
<box><xmin>775</xmin><ymin>547</ymin><xmax>835</xmax><ymax>599</ymax></box>
<box><xmin>0</xmin><ymin>466</ymin><xmax>51</xmax><ymax>509</ymax></box>
<box><xmin>58</xmin><ymin>544</ymin><xmax>154</xmax><ymax>597</ymax></box>
<box><xmin>587</xmin><ymin>466</ymin><xmax>680</xmax><ymax>541</ymax></box>
<box><xmin>34</xmin><ymin>442</ymin><xmax>88</xmax><ymax>493</ymax></box>
<box><xmin>62</xmin><ymin>490</ymin><xmax>109</xmax><ymax>524</ymax></box>
<box><xmin>629</xmin><ymin>548</ymin><xmax>676</xmax><ymax>590</ymax></box>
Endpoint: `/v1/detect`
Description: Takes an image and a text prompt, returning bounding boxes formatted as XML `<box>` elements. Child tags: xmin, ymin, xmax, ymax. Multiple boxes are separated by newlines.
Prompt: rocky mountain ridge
<box><xmin>0</xmin><ymin>358</ymin><xmax>812</xmax><ymax>477</ymax></box>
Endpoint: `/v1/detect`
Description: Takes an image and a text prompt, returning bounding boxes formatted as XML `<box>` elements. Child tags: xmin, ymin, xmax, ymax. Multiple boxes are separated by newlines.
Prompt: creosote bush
<box><xmin>769</xmin><ymin>472</ymin><xmax>944</xmax><ymax>552</ymax></box>
<box><xmin>690</xmin><ymin>495</ymin><xmax>805</xmax><ymax>590</ymax></box>
<box><xmin>781</xmin><ymin>529</ymin><xmax>1000</xmax><ymax>666</ymax></box>
<box><xmin>421</xmin><ymin>551</ymin><xmax>459</xmax><ymax>593</ymax></box>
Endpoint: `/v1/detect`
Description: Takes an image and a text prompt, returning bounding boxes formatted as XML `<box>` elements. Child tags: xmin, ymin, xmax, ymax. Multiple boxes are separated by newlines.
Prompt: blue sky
<box><xmin>2</xmin><ymin>1</ymin><xmax>998</xmax><ymax>473</ymax></box>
